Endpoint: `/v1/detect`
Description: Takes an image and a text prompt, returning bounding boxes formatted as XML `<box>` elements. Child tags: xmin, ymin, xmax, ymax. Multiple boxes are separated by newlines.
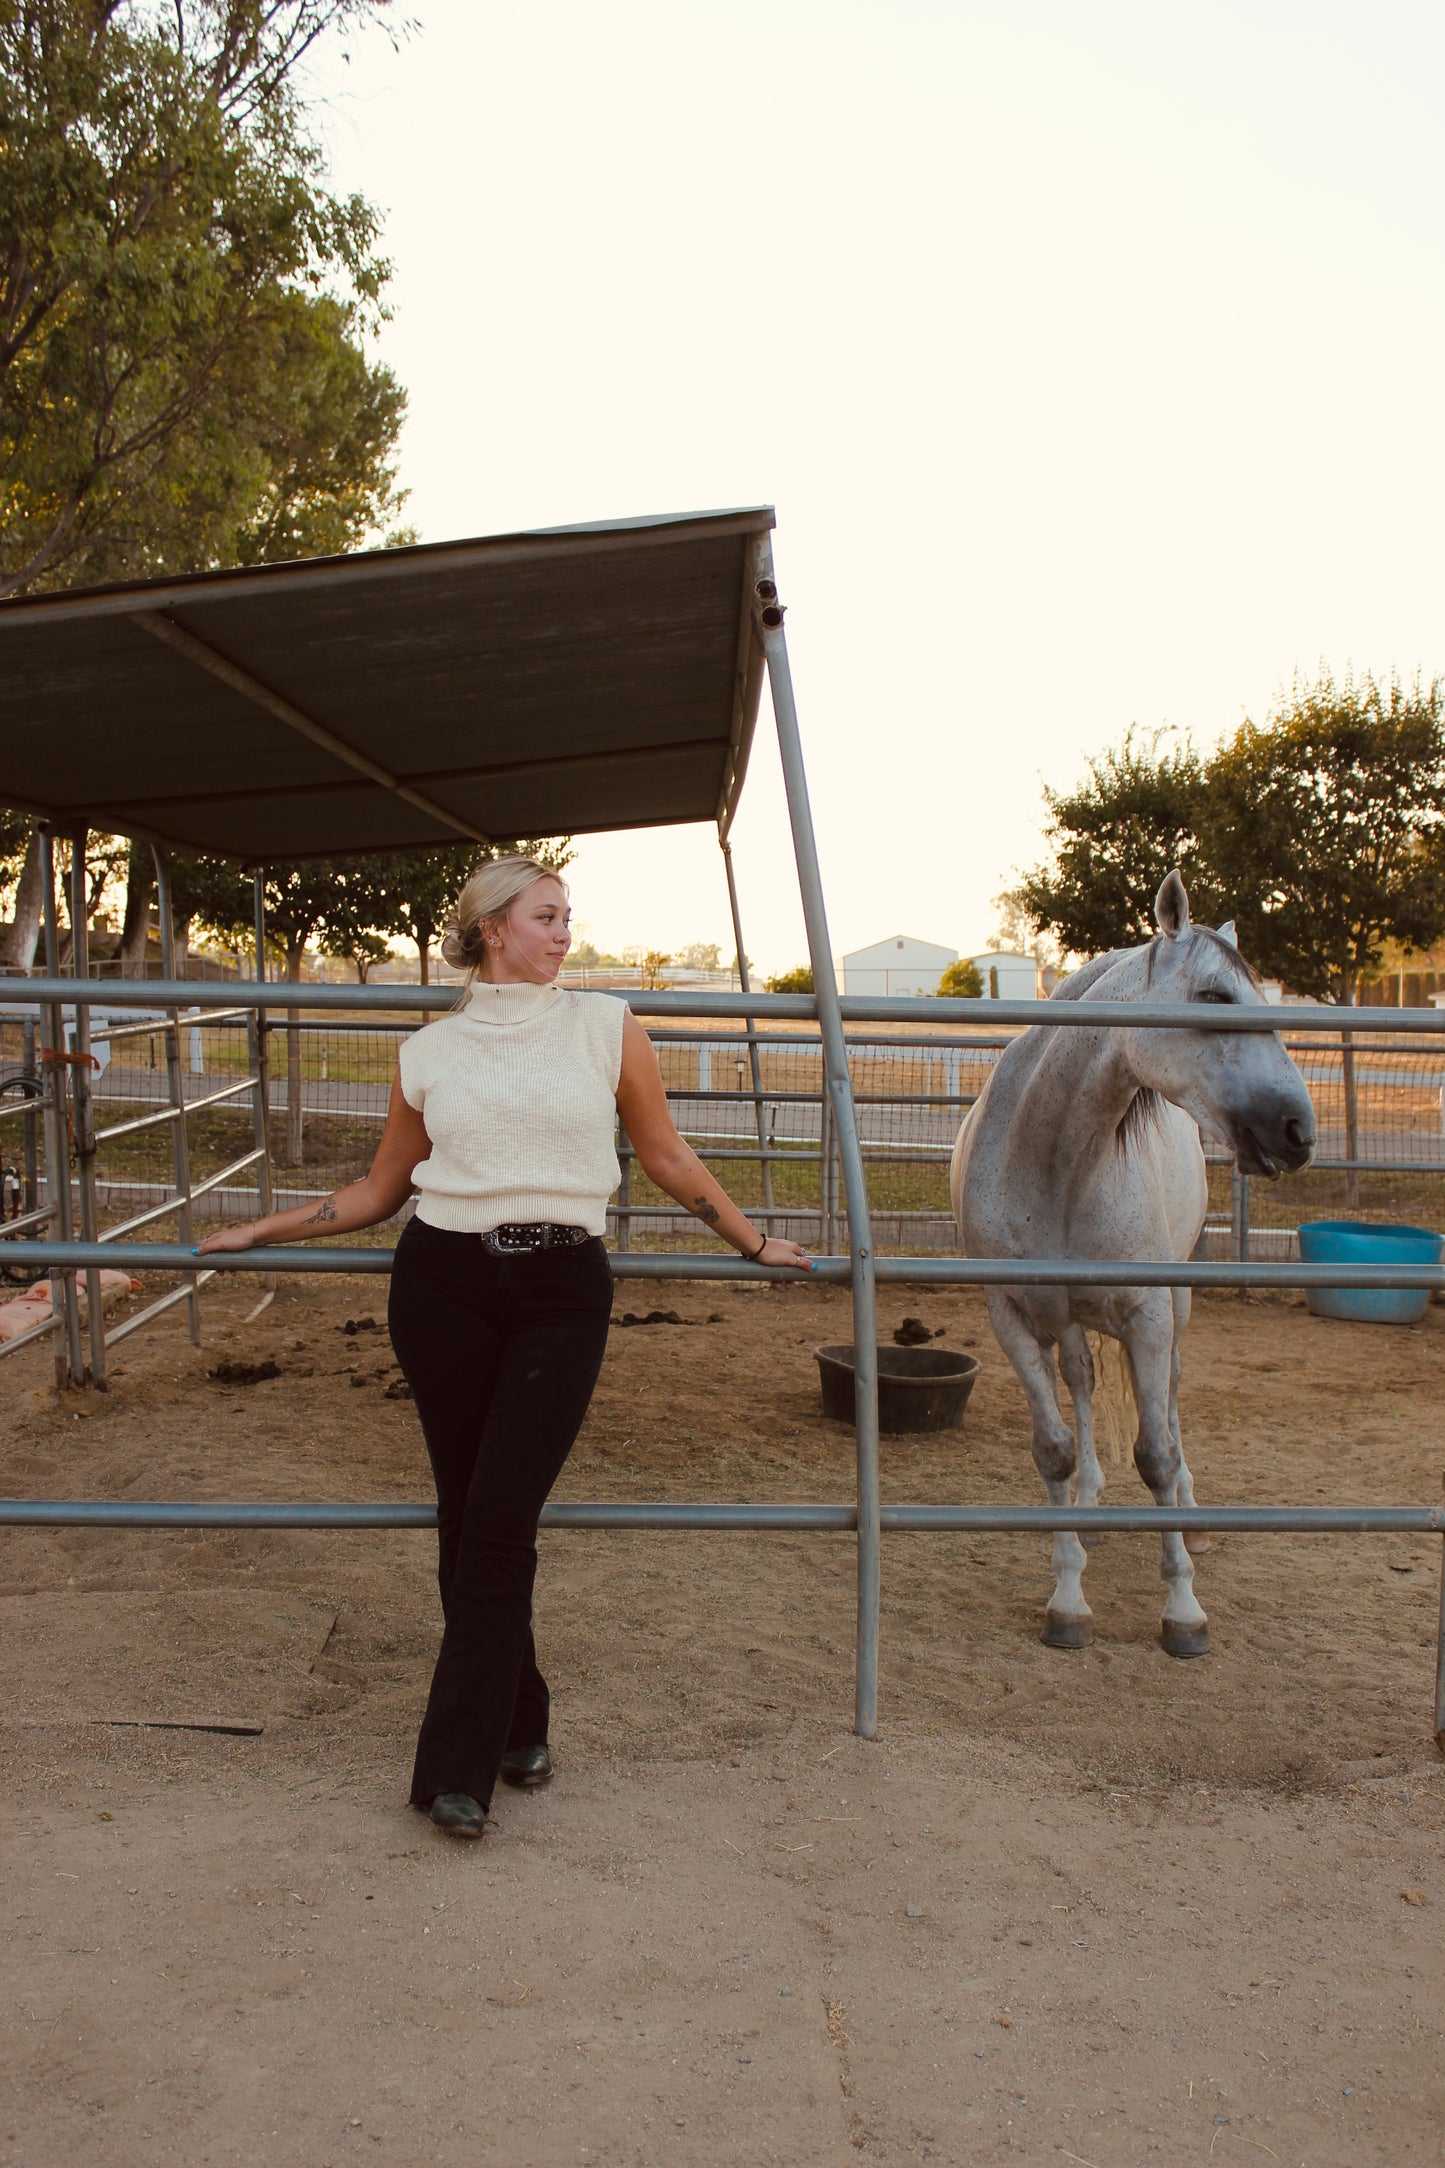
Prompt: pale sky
<box><xmin>313</xmin><ymin>1</ymin><xmax>1445</xmax><ymax>975</ymax></box>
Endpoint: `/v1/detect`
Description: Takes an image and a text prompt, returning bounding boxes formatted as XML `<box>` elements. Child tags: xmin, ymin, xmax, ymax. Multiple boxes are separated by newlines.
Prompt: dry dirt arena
<box><xmin>2</xmin><ymin>1269</ymin><xmax>1443</xmax><ymax>2168</ymax></box>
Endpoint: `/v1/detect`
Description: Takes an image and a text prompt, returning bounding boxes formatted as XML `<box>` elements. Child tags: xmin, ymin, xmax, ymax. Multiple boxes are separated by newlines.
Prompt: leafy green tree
<box><xmin>316</xmin><ymin>855</ymin><xmax>393</xmax><ymax>982</ymax></box>
<box><xmin>1199</xmin><ymin>671</ymin><xmax>1445</xmax><ymax>1006</ymax></box>
<box><xmin>0</xmin><ymin>811</ymin><xmax>36</xmax><ymax>968</ymax></box>
<box><xmin>160</xmin><ymin>853</ymin><xmax>252</xmax><ymax>972</ymax></box>
<box><xmin>1201</xmin><ymin>671</ymin><xmax>1445</xmax><ymax>1200</ymax></box>
<box><xmin>0</xmin><ymin>819</ymin><xmax>147</xmax><ymax>970</ymax></box>
<box><xmin>936</xmin><ymin>959</ymin><xmax>983</xmax><ymax>998</ymax></box>
<box><xmin>1017</xmin><ymin>674</ymin><xmax>1445</xmax><ymax>1196</ymax></box>
<box><xmin>114</xmin><ymin>840</ymin><xmax>154</xmax><ymax>975</ymax></box>
<box><xmin>180</xmin><ymin>854</ymin><xmax>347</xmax><ymax>1163</ymax></box>
<box><xmin>320</xmin><ymin>923</ymin><xmax>388</xmax><ymax>982</ymax></box>
<box><xmin>989</xmin><ymin>886</ymin><xmax>1061</xmax><ymax>971</ymax></box>
<box><xmin>247</xmin><ymin>862</ymin><xmax>343</xmax><ymax>1164</ymax></box>
<box><xmin>1016</xmin><ymin>729</ymin><xmax>1229</xmax><ymax>959</ymax></box>
<box><xmin>373</xmin><ymin>844</ymin><xmax>480</xmax><ymax>988</ymax></box>
<box><xmin>376</xmin><ymin>839</ymin><xmax>574</xmax><ymax>985</ymax></box>
<box><xmin>764</xmin><ymin>964</ymin><xmax>813</xmax><ymax>993</ymax></box>
<box><xmin>0</xmin><ymin>0</ymin><xmax>408</xmax><ymax>598</ymax></box>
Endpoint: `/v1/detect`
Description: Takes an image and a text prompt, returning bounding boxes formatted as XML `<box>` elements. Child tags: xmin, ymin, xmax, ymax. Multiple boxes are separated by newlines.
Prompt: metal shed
<box><xmin>841</xmin><ymin>934</ymin><xmax>958</xmax><ymax>1000</ymax></box>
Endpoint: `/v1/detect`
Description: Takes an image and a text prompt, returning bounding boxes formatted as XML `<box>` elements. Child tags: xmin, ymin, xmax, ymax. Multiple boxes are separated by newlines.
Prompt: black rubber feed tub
<box><xmin>815</xmin><ymin>1344</ymin><xmax>981</xmax><ymax>1434</ymax></box>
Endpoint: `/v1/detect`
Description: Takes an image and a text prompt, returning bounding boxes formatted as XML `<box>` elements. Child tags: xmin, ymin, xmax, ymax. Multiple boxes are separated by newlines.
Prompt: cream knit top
<box><xmin>398</xmin><ymin>981</ymin><xmax>625</xmax><ymax>1235</ymax></box>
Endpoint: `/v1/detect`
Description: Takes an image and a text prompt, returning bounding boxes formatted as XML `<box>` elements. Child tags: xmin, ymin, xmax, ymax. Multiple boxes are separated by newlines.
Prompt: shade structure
<box><xmin>0</xmin><ymin>506</ymin><xmax>774</xmax><ymax>859</ymax></box>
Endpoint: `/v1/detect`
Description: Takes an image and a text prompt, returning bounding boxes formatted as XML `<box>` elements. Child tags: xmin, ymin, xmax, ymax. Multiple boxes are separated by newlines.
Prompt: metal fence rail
<box><xmin>14</xmin><ymin>1013</ymin><xmax>1445</xmax><ymax>1258</ymax></box>
<box><xmin>4</xmin><ymin>1498</ymin><xmax>1440</xmax><ymax>1535</ymax></box>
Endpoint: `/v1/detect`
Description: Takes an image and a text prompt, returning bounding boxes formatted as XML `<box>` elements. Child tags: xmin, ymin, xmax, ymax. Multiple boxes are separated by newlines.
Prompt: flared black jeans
<box><xmin>388</xmin><ymin>1216</ymin><xmax>612</xmax><ymax>1809</ymax></box>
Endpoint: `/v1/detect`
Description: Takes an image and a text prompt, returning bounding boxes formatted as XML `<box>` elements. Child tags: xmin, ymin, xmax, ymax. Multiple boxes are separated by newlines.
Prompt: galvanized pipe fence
<box><xmin>5</xmin><ymin>979</ymin><xmax>1445</xmax><ymax>1744</ymax></box>
<box><xmin>0</xmin><ymin>839</ymin><xmax>276</xmax><ymax>1380</ymax></box>
<box><xmin>19</xmin><ymin>1015</ymin><xmax>1440</xmax><ymax>1255</ymax></box>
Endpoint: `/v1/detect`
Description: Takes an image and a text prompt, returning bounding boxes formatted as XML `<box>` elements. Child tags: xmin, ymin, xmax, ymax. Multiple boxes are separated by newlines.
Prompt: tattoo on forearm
<box><xmin>692</xmin><ymin>1194</ymin><xmax>720</xmax><ymax>1228</ymax></box>
<box><xmin>302</xmin><ymin>1196</ymin><xmax>339</xmax><ymax>1227</ymax></box>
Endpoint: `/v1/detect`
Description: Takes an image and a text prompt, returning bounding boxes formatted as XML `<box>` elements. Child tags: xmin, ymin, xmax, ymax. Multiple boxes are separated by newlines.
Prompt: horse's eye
<box><xmin>1195</xmin><ymin>988</ymin><xmax>1232</xmax><ymax>1005</ymax></box>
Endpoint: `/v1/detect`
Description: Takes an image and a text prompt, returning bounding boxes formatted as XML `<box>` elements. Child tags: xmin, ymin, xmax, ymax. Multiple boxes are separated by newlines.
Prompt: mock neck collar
<box><xmin>463</xmin><ymin>978</ymin><xmax>563</xmax><ymax>1026</ymax></box>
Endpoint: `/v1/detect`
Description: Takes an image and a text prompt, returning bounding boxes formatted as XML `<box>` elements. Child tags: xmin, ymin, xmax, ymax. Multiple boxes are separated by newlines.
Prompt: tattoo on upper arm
<box><xmin>302</xmin><ymin>1196</ymin><xmax>339</xmax><ymax>1227</ymax></box>
<box><xmin>692</xmin><ymin>1194</ymin><xmax>720</xmax><ymax>1228</ymax></box>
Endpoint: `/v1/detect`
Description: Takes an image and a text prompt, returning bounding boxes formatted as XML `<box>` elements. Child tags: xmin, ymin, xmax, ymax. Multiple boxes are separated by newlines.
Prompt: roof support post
<box><xmin>37</xmin><ymin>828</ymin><xmax>83</xmax><ymax>1390</ymax></box>
<box><xmin>152</xmin><ymin>849</ymin><xmax>201</xmax><ymax>1347</ymax></box>
<box><xmin>249</xmin><ymin>873</ymin><xmax>277</xmax><ymax>1313</ymax></box>
<box><xmin>719</xmin><ymin>837</ymin><xmax>776</xmax><ymax>1225</ymax></box>
<box><xmin>753</xmin><ymin>541</ymin><xmax>882</xmax><ymax>1740</ymax></box>
<box><xmin>66</xmin><ymin>830</ymin><xmax>106</xmax><ymax>1384</ymax></box>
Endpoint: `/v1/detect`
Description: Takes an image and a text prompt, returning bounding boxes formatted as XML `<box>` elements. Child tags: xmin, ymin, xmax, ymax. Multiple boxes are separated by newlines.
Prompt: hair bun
<box><xmin>439</xmin><ymin>924</ymin><xmax>475</xmax><ymax>969</ymax></box>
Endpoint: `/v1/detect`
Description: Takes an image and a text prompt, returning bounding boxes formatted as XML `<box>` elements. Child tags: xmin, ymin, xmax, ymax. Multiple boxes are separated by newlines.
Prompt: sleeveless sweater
<box><xmin>398</xmin><ymin>981</ymin><xmax>625</xmax><ymax>1235</ymax></box>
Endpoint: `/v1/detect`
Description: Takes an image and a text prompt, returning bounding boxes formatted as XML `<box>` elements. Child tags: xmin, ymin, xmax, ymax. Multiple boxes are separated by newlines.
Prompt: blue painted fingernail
<box><xmin>190</xmin><ymin>1246</ymin><xmax>200</xmax><ymax>1255</ymax></box>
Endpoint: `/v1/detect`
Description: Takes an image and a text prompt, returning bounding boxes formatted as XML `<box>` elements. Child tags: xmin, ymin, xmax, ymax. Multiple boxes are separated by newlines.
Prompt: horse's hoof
<box><xmin>1161</xmin><ymin>1619</ymin><xmax>1210</xmax><ymax>1659</ymax></box>
<box><xmin>1043</xmin><ymin>1611</ymin><xmax>1093</xmax><ymax>1651</ymax></box>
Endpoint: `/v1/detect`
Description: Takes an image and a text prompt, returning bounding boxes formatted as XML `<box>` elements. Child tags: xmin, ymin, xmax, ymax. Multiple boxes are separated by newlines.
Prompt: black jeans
<box><xmin>388</xmin><ymin>1216</ymin><xmax>612</xmax><ymax>1809</ymax></box>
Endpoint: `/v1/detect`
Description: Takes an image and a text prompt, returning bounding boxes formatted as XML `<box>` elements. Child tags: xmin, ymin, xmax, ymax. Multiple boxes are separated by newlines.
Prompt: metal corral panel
<box><xmin>0</xmin><ymin>506</ymin><xmax>774</xmax><ymax>859</ymax></box>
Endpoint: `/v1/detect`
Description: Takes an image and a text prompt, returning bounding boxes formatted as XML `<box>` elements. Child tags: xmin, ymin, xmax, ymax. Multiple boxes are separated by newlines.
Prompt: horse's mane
<box><xmin>1047</xmin><ymin>943</ymin><xmax>1161</xmax><ymax>1151</ymax></box>
<box><xmin>1144</xmin><ymin>927</ymin><xmax>1261</xmax><ymax>989</ymax></box>
<box><xmin>1049</xmin><ymin>947</ymin><xmax>1142</xmax><ymax>1002</ymax></box>
<box><xmin>1049</xmin><ymin>925</ymin><xmax>1257</xmax><ymax>1154</ymax></box>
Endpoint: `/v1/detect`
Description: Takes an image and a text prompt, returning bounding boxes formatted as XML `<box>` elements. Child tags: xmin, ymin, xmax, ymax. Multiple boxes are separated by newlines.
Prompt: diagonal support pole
<box><xmin>720</xmin><ymin>837</ymin><xmax>776</xmax><ymax>1224</ymax></box>
<box><xmin>753</xmin><ymin>541</ymin><xmax>883</xmax><ymax>1739</ymax></box>
<box><xmin>36</xmin><ymin>829</ymin><xmax>83</xmax><ymax>1389</ymax></box>
<box><xmin>130</xmin><ymin>610</ymin><xmax>491</xmax><ymax>846</ymax></box>
<box><xmin>152</xmin><ymin>848</ymin><xmax>201</xmax><ymax>1345</ymax></box>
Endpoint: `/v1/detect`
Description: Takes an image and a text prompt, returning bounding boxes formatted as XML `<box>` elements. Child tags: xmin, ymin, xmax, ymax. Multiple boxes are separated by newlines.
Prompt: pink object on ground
<box><xmin>0</xmin><ymin>1269</ymin><xmax>141</xmax><ymax>1342</ymax></box>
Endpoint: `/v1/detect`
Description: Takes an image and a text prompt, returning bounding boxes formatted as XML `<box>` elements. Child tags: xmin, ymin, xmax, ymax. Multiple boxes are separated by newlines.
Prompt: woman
<box><xmin>199</xmin><ymin>857</ymin><xmax>811</xmax><ymax>1840</ymax></box>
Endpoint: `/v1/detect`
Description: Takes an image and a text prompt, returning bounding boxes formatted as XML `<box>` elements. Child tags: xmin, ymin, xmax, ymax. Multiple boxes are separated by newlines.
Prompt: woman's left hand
<box><xmin>754</xmin><ymin>1238</ymin><xmax>813</xmax><ymax>1271</ymax></box>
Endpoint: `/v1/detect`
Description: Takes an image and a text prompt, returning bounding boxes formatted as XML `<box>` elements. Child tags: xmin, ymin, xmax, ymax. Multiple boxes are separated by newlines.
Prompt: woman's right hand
<box><xmin>195</xmin><ymin>1222</ymin><xmax>263</xmax><ymax>1256</ymax></box>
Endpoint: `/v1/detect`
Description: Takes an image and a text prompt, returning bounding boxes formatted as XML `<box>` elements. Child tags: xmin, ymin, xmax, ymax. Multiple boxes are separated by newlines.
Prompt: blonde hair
<box><xmin>440</xmin><ymin>856</ymin><xmax>568</xmax><ymax>997</ymax></box>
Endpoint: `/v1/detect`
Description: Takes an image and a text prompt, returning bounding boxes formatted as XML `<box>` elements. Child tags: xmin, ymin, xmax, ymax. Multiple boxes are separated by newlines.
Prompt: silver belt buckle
<box><xmin>481</xmin><ymin>1223</ymin><xmax>537</xmax><ymax>1256</ymax></box>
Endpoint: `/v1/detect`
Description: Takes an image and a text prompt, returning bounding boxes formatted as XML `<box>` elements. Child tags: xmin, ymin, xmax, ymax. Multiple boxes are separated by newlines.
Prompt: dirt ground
<box><xmin>2</xmin><ymin>1269</ymin><xmax>1443</xmax><ymax>2167</ymax></box>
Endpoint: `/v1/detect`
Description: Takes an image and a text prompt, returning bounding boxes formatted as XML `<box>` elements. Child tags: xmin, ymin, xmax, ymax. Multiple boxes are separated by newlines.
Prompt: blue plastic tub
<box><xmin>1296</xmin><ymin>1220</ymin><xmax>1444</xmax><ymax>1325</ymax></box>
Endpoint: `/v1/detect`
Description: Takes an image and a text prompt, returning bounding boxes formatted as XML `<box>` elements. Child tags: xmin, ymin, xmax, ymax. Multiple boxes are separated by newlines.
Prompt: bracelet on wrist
<box><xmin>747</xmin><ymin>1228</ymin><xmax>768</xmax><ymax>1261</ymax></box>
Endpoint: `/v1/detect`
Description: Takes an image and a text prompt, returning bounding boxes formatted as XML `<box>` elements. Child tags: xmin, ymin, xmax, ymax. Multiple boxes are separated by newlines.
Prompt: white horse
<box><xmin>950</xmin><ymin>871</ymin><xmax>1315</xmax><ymax>1657</ymax></box>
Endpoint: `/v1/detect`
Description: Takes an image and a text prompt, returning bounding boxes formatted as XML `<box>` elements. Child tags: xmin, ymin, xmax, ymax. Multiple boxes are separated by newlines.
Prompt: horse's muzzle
<box><xmin>1235</xmin><ymin>1109</ymin><xmax>1315</xmax><ymax>1179</ymax></box>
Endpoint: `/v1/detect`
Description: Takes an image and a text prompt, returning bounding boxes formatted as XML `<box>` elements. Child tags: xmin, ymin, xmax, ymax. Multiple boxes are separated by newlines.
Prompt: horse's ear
<box><xmin>1155</xmin><ymin>868</ymin><xmax>1191</xmax><ymax>940</ymax></box>
<box><xmin>1215</xmin><ymin>919</ymin><xmax>1238</xmax><ymax>949</ymax></box>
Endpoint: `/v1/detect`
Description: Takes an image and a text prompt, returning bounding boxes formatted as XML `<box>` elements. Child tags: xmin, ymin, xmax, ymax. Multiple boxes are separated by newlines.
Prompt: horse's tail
<box><xmin>1087</xmin><ymin>1332</ymin><xmax>1136</xmax><ymax>1465</ymax></box>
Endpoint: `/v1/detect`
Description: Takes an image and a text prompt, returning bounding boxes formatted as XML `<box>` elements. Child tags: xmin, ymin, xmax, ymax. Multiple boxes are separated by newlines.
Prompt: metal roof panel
<box><xmin>0</xmin><ymin>507</ymin><xmax>773</xmax><ymax>858</ymax></box>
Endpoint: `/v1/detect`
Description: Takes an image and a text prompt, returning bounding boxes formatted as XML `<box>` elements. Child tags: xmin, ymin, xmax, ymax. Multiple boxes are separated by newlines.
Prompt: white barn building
<box><xmin>967</xmin><ymin>949</ymin><xmax>1040</xmax><ymax>1001</ymax></box>
<box><xmin>841</xmin><ymin>934</ymin><xmax>957</xmax><ymax>999</ymax></box>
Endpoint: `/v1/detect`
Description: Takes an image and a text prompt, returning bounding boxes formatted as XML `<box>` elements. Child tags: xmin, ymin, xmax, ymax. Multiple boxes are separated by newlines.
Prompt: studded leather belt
<box><xmin>477</xmin><ymin>1222</ymin><xmax>590</xmax><ymax>1256</ymax></box>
